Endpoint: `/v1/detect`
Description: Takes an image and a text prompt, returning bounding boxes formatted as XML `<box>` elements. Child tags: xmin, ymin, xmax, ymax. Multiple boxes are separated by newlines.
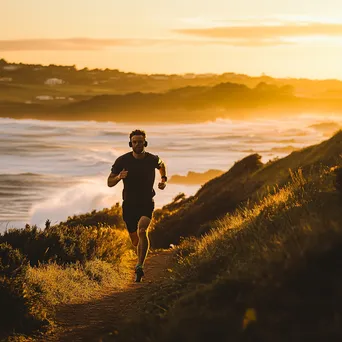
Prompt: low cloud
<box><xmin>2</xmin><ymin>22</ymin><xmax>340</xmax><ymax>51</ymax></box>
<box><xmin>0</xmin><ymin>36</ymin><xmax>292</xmax><ymax>51</ymax></box>
<box><xmin>174</xmin><ymin>22</ymin><xmax>342</xmax><ymax>46</ymax></box>
<box><xmin>0</xmin><ymin>38</ymin><xmax>153</xmax><ymax>51</ymax></box>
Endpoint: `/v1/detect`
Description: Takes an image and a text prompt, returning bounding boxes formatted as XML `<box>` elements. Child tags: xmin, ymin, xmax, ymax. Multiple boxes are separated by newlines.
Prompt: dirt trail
<box><xmin>41</xmin><ymin>249</ymin><xmax>173</xmax><ymax>342</ymax></box>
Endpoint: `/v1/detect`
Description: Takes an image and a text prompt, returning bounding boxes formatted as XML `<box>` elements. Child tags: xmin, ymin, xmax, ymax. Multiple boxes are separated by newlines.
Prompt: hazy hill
<box><xmin>2</xmin><ymin>58</ymin><xmax>342</xmax><ymax>98</ymax></box>
<box><xmin>2</xmin><ymin>59</ymin><xmax>342</xmax><ymax>122</ymax></box>
<box><xmin>45</xmin><ymin>81</ymin><xmax>298</xmax><ymax>123</ymax></box>
<box><xmin>0</xmin><ymin>80</ymin><xmax>301</xmax><ymax>122</ymax></box>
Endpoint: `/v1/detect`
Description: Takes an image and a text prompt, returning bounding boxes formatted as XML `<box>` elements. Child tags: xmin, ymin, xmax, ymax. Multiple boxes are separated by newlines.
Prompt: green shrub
<box><xmin>0</xmin><ymin>224</ymin><xmax>130</xmax><ymax>266</ymax></box>
<box><xmin>0</xmin><ymin>243</ymin><xmax>26</xmax><ymax>277</ymax></box>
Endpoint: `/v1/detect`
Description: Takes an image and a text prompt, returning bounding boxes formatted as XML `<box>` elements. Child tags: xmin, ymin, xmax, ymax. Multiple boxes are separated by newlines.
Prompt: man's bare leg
<box><xmin>137</xmin><ymin>216</ymin><xmax>151</xmax><ymax>266</ymax></box>
<box><xmin>129</xmin><ymin>231</ymin><xmax>139</xmax><ymax>248</ymax></box>
<box><xmin>133</xmin><ymin>216</ymin><xmax>151</xmax><ymax>282</ymax></box>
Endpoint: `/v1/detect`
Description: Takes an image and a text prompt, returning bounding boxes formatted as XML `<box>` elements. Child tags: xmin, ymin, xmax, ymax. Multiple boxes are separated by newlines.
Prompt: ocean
<box><xmin>0</xmin><ymin>114</ymin><xmax>341</xmax><ymax>232</ymax></box>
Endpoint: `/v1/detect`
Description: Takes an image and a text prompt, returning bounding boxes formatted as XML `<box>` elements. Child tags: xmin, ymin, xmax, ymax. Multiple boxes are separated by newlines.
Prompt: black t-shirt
<box><xmin>111</xmin><ymin>152</ymin><xmax>162</xmax><ymax>202</ymax></box>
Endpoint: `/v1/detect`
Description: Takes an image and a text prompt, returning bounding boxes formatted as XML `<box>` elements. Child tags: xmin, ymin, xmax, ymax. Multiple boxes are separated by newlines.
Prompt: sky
<box><xmin>1</xmin><ymin>0</ymin><xmax>342</xmax><ymax>79</ymax></box>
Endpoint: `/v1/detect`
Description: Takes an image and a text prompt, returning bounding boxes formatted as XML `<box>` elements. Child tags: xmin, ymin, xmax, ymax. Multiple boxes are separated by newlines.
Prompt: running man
<box><xmin>107</xmin><ymin>129</ymin><xmax>167</xmax><ymax>282</ymax></box>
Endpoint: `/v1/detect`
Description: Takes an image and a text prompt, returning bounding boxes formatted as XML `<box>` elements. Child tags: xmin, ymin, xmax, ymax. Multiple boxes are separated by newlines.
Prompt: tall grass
<box><xmin>175</xmin><ymin>170</ymin><xmax>331</xmax><ymax>278</ymax></box>
<box><xmin>26</xmin><ymin>254</ymin><xmax>133</xmax><ymax>307</ymax></box>
<box><xmin>0</xmin><ymin>224</ymin><xmax>133</xmax><ymax>339</ymax></box>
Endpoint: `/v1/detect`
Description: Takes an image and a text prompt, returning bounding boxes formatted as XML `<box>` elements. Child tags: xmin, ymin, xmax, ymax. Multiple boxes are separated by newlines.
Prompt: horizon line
<box><xmin>2</xmin><ymin>57</ymin><xmax>342</xmax><ymax>82</ymax></box>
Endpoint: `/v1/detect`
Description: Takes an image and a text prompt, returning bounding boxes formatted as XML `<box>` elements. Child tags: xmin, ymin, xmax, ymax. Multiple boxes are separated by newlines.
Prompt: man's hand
<box><xmin>119</xmin><ymin>168</ymin><xmax>128</xmax><ymax>179</ymax></box>
<box><xmin>158</xmin><ymin>180</ymin><xmax>166</xmax><ymax>190</ymax></box>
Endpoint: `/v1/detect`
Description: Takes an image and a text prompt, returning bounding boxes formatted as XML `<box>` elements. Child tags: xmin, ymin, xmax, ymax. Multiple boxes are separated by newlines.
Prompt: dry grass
<box><xmin>26</xmin><ymin>253</ymin><xmax>133</xmax><ymax>307</ymax></box>
<box><xmin>24</xmin><ymin>228</ymin><xmax>134</xmax><ymax>308</ymax></box>
<box><xmin>175</xmin><ymin>168</ymin><xmax>312</xmax><ymax>277</ymax></box>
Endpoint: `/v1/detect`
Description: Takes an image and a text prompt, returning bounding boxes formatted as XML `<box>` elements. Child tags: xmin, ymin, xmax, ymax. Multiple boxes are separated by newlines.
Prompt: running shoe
<box><xmin>135</xmin><ymin>265</ymin><xmax>144</xmax><ymax>282</ymax></box>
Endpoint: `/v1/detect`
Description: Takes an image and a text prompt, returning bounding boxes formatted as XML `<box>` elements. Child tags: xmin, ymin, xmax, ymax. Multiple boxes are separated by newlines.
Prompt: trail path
<box><xmin>41</xmin><ymin>249</ymin><xmax>173</xmax><ymax>342</ymax></box>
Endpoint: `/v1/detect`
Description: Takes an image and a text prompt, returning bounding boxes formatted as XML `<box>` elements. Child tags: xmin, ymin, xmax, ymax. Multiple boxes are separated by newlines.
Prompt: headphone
<box><xmin>129</xmin><ymin>140</ymin><xmax>148</xmax><ymax>147</ymax></box>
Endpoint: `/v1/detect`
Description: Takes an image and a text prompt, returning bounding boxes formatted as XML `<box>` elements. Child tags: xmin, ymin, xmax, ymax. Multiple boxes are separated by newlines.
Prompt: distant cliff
<box><xmin>169</xmin><ymin>169</ymin><xmax>224</xmax><ymax>185</ymax></box>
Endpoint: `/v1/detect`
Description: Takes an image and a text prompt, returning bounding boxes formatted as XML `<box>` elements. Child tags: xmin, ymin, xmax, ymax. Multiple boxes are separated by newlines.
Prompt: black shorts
<box><xmin>122</xmin><ymin>200</ymin><xmax>155</xmax><ymax>233</ymax></box>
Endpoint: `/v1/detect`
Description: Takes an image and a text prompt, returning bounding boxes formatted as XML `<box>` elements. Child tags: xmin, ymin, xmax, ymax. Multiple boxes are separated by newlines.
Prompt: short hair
<box><xmin>129</xmin><ymin>129</ymin><xmax>146</xmax><ymax>140</ymax></box>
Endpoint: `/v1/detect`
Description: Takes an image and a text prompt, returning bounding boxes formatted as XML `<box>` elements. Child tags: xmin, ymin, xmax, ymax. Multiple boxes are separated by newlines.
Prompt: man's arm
<box><xmin>108</xmin><ymin>160</ymin><xmax>128</xmax><ymax>187</ymax></box>
<box><xmin>107</xmin><ymin>173</ymin><xmax>121</xmax><ymax>187</ymax></box>
<box><xmin>158</xmin><ymin>161</ymin><xmax>167</xmax><ymax>180</ymax></box>
<box><xmin>157</xmin><ymin>160</ymin><xmax>167</xmax><ymax>190</ymax></box>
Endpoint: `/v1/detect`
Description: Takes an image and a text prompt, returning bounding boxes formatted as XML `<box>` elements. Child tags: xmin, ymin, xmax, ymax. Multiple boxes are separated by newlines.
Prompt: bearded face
<box><xmin>130</xmin><ymin>135</ymin><xmax>146</xmax><ymax>154</ymax></box>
